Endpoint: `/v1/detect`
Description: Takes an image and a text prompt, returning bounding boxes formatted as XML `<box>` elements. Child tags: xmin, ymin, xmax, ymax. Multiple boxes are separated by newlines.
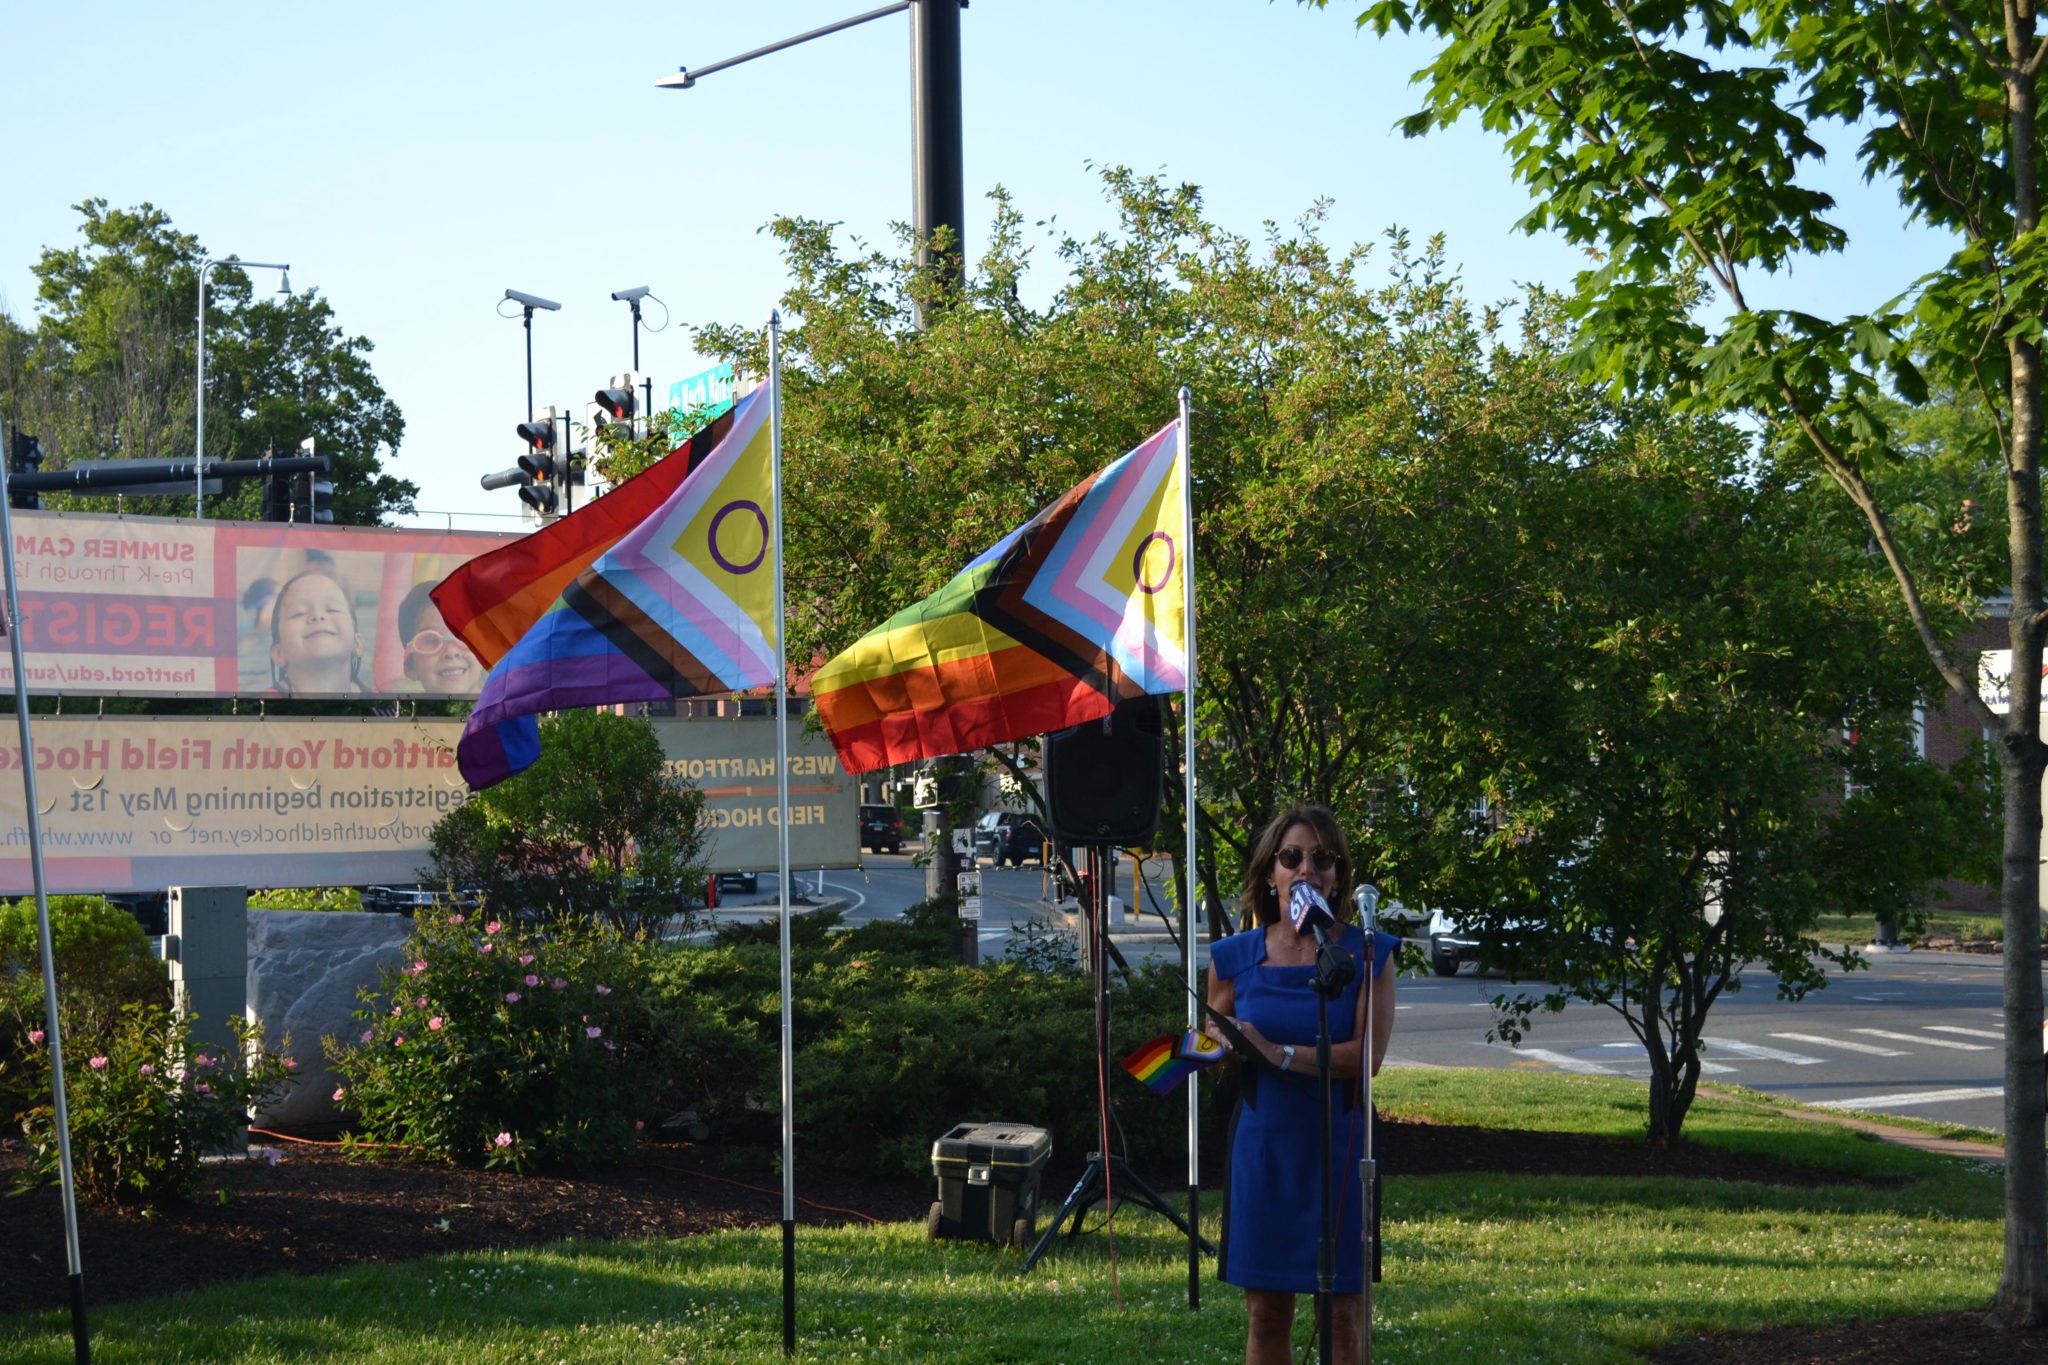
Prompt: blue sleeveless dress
<box><xmin>1213</xmin><ymin>923</ymin><xmax>1397</xmax><ymax>1293</ymax></box>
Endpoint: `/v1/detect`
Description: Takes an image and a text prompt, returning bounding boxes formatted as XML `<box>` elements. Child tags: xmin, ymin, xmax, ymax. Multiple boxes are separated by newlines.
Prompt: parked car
<box><xmin>360</xmin><ymin>885</ymin><xmax>482</xmax><ymax>916</ymax></box>
<box><xmin>1423</xmin><ymin>907</ymin><xmax>1535</xmax><ymax>978</ymax></box>
<box><xmin>715</xmin><ymin>871</ymin><xmax>760</xmax><ymax>896</ymax></box>
<box><xmin>860</xmin><ymin>803</ymin><xmax>906</xmax><ymax>854</ymax></box>
<box><xmin>972</xmin><ymin>810</ymin><xmax>1046</xmax><ymax>867</ymax></box>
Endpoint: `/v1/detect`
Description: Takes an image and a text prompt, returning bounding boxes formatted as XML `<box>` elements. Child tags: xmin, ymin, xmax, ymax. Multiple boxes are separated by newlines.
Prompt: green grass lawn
<box><xmin>0</xmin><ymin>1070</ymin><xmax>2010</xmax><ymax>1363</ymax></box>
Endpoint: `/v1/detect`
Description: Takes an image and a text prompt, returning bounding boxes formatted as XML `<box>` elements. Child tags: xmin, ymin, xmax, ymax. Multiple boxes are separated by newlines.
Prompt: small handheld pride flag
<box><xmin>1120</xmin><ymin>1029</ymin><xmax>1227</xmax><ymax>1096</ymax></box>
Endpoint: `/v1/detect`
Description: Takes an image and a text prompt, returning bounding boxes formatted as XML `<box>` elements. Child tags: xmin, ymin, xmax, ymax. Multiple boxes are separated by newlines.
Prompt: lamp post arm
<box><xmin>656</xmin><ymin>1</ymin><xmax>909</xmax><ymax>88</ymax></box>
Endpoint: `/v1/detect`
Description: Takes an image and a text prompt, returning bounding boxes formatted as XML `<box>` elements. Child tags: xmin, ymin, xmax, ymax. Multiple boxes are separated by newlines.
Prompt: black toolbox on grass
<box><xmin>928</xmin><ymin>1121</ymin><xmax>1051</xmax><ymax>1249</ymax></box>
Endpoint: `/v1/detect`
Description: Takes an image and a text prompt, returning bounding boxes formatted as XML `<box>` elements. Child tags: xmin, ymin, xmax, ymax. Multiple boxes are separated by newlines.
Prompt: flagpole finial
<box><xmin>1178</xmin><ymin>385</ymin><xmax>1191</xmax><ymax>405</ymax></box>
<box><xmin>769</xmin><ymin>309</ymin><xmax>781</xmax><ymax>329</ymax></box>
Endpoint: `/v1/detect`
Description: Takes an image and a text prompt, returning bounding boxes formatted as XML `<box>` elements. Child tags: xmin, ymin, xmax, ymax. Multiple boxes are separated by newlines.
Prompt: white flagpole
<box><xmin>0</xmin><ymin>410</ymin><xmax>90</xmax><ymax>1364</ymax></box>
<box><xmin>1177</xmin><ymin>385</ymin><xmax>1202</xmax><ymax>1310</ymax></box>
<box><xmin>767</xmin><ymin>312</ymin><xmax>797</xmax><ymax>1356</ymax></box>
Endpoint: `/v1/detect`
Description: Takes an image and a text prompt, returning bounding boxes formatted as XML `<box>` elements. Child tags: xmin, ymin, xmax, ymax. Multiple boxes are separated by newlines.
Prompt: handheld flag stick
<box><xmin>0</xmin><ymin>412</ymin><xmax>90</xmax><ymax>1364</ymax></box>
<box><xmin>768</xmin><ymin>312</ymin><xmax>797</xmax><ymax>1356</ymax></box>
<box><xmin>1178</xmin><ymin>385</ymin><xmax>1202</xmax><ymax>1311</ymax></box>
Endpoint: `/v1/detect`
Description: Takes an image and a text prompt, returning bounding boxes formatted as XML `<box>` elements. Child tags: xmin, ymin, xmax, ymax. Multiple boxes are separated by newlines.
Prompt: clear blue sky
<box><xmin>0</xmin><ymin>1</ymin><xmax>1951</xmax><ymax>532</ymax></box>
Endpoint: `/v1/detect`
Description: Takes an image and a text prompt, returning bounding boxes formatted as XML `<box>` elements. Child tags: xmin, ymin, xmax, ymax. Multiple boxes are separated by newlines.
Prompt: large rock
<box><xmin>247</xmin><ymin>909</ymin><xmax>412</xmax><ymax>1127</ymax></box>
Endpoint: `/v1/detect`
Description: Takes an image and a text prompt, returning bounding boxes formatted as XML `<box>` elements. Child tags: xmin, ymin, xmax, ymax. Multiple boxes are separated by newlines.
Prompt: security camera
<box><xmin>503</xmin><ymin>289</ymin><xmax>562</xmax><ymax>312</ymax></box>
<box><xmin>611</xmin><ymin>285</ymin><xmax>652</xmax><ymax>303</ymax></box>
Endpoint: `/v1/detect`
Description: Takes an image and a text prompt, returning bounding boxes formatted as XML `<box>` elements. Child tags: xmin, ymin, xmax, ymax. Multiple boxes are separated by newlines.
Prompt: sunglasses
<box><xmin>1275</xmin><ymin>846</ymin><xmax>1337</xmax><ymax>872</ymax></box>
<box><xmin>406</xmin><ymin>629</ymin><xmax>463</xmax><ymax>658</ymax></box>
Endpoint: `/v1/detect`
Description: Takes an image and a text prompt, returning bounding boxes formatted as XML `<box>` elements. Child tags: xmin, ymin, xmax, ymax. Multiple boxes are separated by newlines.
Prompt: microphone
<box><xmin>1288</xmin><ymin>879</ymin><xmax>1336</xmax><ymax>937</ymax></box>
<box><xmin>1289</xmin><ymin>879</ymin><xmax>1356</xmax><ymax>993</ymax></box>
<box><xmin>1353</xmin><ymin>883</ymin><xmax>1381</xmax><ymax>936</ymax></box>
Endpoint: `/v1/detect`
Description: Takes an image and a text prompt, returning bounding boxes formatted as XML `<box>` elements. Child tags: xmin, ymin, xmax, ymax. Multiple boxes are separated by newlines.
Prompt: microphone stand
<box><xmin>1354</xmin><ymin>885</ymin><xmax>1381</xmax><ymax>1365</ymax></box>
<box><xmin>1306</xmin><ymin>918</ymin><xmax>1354</xmax><ymax>1365</ymax></box>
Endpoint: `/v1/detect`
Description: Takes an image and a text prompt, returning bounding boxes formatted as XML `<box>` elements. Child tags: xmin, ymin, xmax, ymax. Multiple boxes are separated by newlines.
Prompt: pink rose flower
<box><xmin>27</xmin><ymin>1030</ymin><xmax>43</xmax><ymax>1045</ymax></box>
<box><xmin>416</xmin><ymin>997</ymin><xmax>428</xmax><ymax>1009</ymax></box>
<box><xmin>585</xmin><ymin>1026</ymin><xmax>602</xmax><ymax>1039</ymax></box>
<box><xmin>486</xmin><ymin>921</ymin><xmax>503</xmax><ymax>935</ymax></box>
<box><xmin>524</xmin><ymin>974</ymin><xmax>540</xmax><ymax>987</ymax></box>
<box><xmin>480</xmin><ymin>942</ymin><xmax>495</xmax><ymax>954</ymax></box>
<box><xmin>447</xmin><ymin>914</ymin><xmax>466</xmax><ymax>926</ymax></box>
<box><xmin>595</xmin><ymin>984</ymin><xmax>612</xmax><ymax>996</ymax></box>
<box><xmin>361</xmin><ymin>1028</ymin><xmax>374</xmax><ymax>1043</ymax></box>
<box><xmin>551</xmin><ymin>978</ymin><xmax>567</xmax><ymax>991</ymax></box>
<box><xmin>194</xmin><ymin>1055</ymin><xmax>214</xmax><ymax>1068</ymax></box>
<box><xmin>333</xmin><ymin>1087</ymin><xmax>346</xmax><ymax>1102</ymax></box>
<box><xmin>428</xmin><ymin>1016</ymin><xmax>445</xmax><ymax>1031</ymax></box>
<box><xmin>194</xmin><ymin>1081</ymin><xmax>212</xmax><ymax>1097</ymax></box>
<box><xmin>138</xmin><ymin>1064</ymin><xmax>155</xmax><ymax>1076</ymax></box>
<box><xmin>635</xmin><ymin>1119</ymin><xmax>645</xmax><ymax>1130</ymax></box>
<box><xmin>494</xmin><ymin>1132</ymin><xmax>512</xmax><ymax>1148</ymax></box>
<box><xmin>505</xmin><ymin>991</ymin><xmax>521</xmax><ymax>1004</ymax></box>
<box><xmin>283</xmin><ymin>1058</ymin><xmax>298</xmax><ymax>1071</ymax></box>
<box><xmin>88</xmin><ymin>1055</ymin><xmax>108</xmax><ymax>1070</ymax></box>
<box><xmin>518</xmin><ymin>954</ymin><xmax>534</xmax><ymax>966</ymax></box>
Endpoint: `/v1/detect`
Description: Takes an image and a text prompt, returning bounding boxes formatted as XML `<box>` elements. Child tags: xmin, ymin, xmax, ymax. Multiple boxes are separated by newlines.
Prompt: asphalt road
<box><xmin>738</xmin><ymin>853</ymin><xmax>2033</xmax><ymax>1137</ymax></box>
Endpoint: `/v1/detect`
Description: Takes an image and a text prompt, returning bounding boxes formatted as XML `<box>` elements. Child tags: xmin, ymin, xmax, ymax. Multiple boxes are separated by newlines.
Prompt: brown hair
<box><xmin>1237</xmin><ymin>805</ymin><xmax>1354</xmax><ymax>928</ymax></box>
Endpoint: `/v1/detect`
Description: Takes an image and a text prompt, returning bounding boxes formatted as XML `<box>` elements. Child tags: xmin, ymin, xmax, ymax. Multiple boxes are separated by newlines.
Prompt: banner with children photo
<box><xmin>0</xmin><ymin>509</ymin><xmax>513</xmax><ymax>700</ymax></box>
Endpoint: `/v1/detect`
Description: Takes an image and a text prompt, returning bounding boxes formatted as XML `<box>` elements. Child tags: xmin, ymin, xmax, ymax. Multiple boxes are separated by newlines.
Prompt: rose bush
<box><xmin>15</xmin><ymin>1005</ymin><xmax>295</xmax><ymax>1208</ymax></box>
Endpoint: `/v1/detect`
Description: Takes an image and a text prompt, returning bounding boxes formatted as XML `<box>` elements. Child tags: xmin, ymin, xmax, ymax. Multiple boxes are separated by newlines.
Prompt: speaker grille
<box><xmin>1043</xmin><ymin>697</ymin><xmax>1165</xmax><ymax>845</ymax></box>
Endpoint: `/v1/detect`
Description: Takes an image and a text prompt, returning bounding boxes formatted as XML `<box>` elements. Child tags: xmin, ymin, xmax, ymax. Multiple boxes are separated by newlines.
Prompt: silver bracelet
<box><xmin>1280</xmin><ymin>1044</ymin><xmax>1296</xmax><ymax>1072</ymax></box>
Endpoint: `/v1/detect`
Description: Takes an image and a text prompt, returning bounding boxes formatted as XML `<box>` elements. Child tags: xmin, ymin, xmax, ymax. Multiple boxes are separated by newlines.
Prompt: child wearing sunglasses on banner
<box><xmin>396</xmin><ymin>582</ymin><xmax>485</xmax><ymax>696</ymax></box>
<box><xmin>1204</xmin><ymin>804</ymin><xmax>1399</xmax><ymax>1365</ymax></box>
<box><xmin>268</xmin><ymin>568</ymin><xmax>369</xmax><ymax>696</ymax></box>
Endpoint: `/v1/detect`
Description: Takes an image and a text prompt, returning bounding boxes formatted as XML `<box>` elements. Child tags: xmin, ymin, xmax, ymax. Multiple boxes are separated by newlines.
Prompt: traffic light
<box><xmin>295</xmin><ymin>469</ymin><xmax>334</xmax><ymax>524</ymax></box>
<box><xmin>515</xmin><ymin>406</ymin><xmax>560</xmax><ymax>515</ymax></box>
<box><xmin>7</xmin><ymin>431</ymin><xmax>44</xmax><ymax>512</ymax></box>
<box><xmin>592</xmin><ymin>373</ymin><xmax>640</xmax><ymax>449</ymax></box>
<box><xmin>262</xmin><ymin>466</ymin><xmax>293</xmax><ymax>522</ymax></box>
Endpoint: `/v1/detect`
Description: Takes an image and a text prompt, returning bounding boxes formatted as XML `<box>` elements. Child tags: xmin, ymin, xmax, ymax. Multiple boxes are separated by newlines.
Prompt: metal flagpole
<box><xmin>1177</xmin><ymin>385</ymin><xmax>1202</xmax><ymax>1311</ymax></box>
<box><xmin>0</xmin><ymin>409</ymin><xmax>90</xmax><ymax>1364</ymax></box>
<box><xmin>767</xmin><ymin>312</ymin><xmax>797</xmax><ymax>1356</ymax></box>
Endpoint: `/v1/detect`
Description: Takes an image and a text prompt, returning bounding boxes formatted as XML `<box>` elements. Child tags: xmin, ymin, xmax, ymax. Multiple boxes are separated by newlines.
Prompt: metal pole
<box><xmin>1177</xmin><ymin>386</ymin><xmax>1202</xmax><ymax>1310</ymax></box>
<box><xmin>909</xmin><ymin>0</ymin><xmax>965</xmax><ymax>301</ymax></box>
<box><xmin>769</xmin><ymin>312</ymin><xmax>796</xmax><ymax>1356</ymax></box>
<box><xmin>630</xmin><ymin>300</ymin><xmax>642</xmax><ymax>375</ymax></box>
<box><xmin>0</xmin><ymin>409</ymin><xmax>90</xmax><ymax>1364</ymax></box>
<box><xmin>523</xmin><ymin>307</ymin><xmax>536</xmax><ymax>421</ymax></box>
<box><xmin>194</xmin><ymin>263</ymin><xmax>211</xmax><ymax>518</ymax></box>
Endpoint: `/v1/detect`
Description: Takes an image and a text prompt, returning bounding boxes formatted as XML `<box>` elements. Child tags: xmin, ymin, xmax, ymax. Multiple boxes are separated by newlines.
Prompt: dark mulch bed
<box><xmin>1</xmin><ymin>1118</ymin><xmax>2034</xmax><ymax>1362</ymax></box>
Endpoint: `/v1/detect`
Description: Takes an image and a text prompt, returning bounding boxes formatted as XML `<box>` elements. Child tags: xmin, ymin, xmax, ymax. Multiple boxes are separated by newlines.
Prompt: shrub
<box><xmin>0</xmin><ymin>895</ymin><xmax>168</xmax><ymax>1127</ymax></box>
<box><xmin>425</xmin><ymin>710</ymin><xmax>708</xmax><ymax>935</ymax></box>
<box><xmin>328</xmin><ymin>910</ymin><xmax>751</xmax><ymax>1169</ymax></box>
<box><xmin>651</xmin><ymin>933</ymin><xmax>1202</xmax><ymax>1178</ymax></box>
<box><xmin>14</xmin><ymin>1004</ymin><xmax>295</xmax><ymax>1208</ymax></box>
<box><xmin>247</xmin><ymin>887</ymin><xmax>362</xmax><ymax>912</ymax></box>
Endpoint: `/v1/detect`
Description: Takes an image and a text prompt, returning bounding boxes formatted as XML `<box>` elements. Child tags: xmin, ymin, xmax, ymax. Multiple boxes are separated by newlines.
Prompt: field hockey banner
<box><xmin>0</xmin><ymin>510</ymin><xmax>513</xmax><ymax>699</ymax></box>
<box><xmin>0</xmin><ymin>716</ymin><xmax>859</xmax><ymax>895</ymax></box>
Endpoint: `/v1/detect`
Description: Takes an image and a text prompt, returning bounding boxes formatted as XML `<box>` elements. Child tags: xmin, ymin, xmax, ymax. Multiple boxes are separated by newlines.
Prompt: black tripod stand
<box><xmin>1022</xmin><ymin>844</ymin><xmax>1215</xmax><ymax>1273</ymax></box>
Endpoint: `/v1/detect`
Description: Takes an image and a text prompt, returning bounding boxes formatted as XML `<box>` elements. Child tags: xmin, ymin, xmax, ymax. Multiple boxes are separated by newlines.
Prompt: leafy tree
<box><xmin>1394</xmin><ymin>423</ymin><xmax>1995</xmax><ymax>1141</ymax></box>
<box><xmin>1323</xmin><ymin>0</ymin><xmax>2048</xmax><ymax>1318</ymax></box>
<box><xmin>692</xmin><ymin>172</ymin><xmax>1983</xmax><ymax>1096</ymax></box>
<box><xmin>426</xmin><ymin>709</ymin><xmax>709</xmax><ymax>934</ymax></box>
<box><xmin>0</xmin><ymin>199</ymin><xmax>415</xmax><ymax>524</ymax></box>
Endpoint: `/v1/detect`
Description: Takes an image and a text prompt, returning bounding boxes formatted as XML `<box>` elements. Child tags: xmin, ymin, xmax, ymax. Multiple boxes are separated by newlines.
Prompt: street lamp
<box><xmin>657</xmin><ymin>0</ymin><xmax>965</xmax><ymax>312</ymax></box>
<box><xmin>610</xmin><ymin>286</ymin><xmax>660</xmax><ymax>427</ymax></box>
<box><xmin>194</xmin><ymin>257</ymin><xmax>290</xmax><ymax>518</ymax></box>
<box><xmin>500</xmin><ymin>289</ymin><xmax>562</xmax><ymax>421</ymax></box>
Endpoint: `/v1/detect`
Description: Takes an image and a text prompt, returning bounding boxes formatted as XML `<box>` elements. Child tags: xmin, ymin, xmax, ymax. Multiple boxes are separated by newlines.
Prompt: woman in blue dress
<box><xmin>1206</xmin><ymin>804</ymin><xmax>1398</xmax><ymax>1365</ymax></box>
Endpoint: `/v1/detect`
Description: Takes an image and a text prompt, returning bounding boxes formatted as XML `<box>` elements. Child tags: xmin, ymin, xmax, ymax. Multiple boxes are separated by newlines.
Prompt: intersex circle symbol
<box><xmin>708</xmin><ymin>500</ymin><xmax>769</xmax><ymax>574</ymax></box>
<box><xmin>1133</xmin><ymin>531</ymin><xmax>1176</xmax><ymax>594</ymax></box>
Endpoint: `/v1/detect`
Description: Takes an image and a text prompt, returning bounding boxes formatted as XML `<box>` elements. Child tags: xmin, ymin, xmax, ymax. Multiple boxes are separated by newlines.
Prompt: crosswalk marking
<box><xmin>1701</xmin><ymin>1036</ymin><xmax>1824</xmax><ymax>1065</ymax></box>
<box><xmin>1487</xmin><ymin>1045</ymin><xmax>1735</xmax><ymax>1076</ymax></box>
<box><xmin>1498</xmin><ymin>1047</ymin><xmax>1615</xmax><ymax>1076</ymax></box>
<box><xmin>1810</xmin><ymin>1086</ymin><xmax>2004</xmax><ymax>1111</ymax></box>
<box><xmin>1926</xmin><ymin>1025</ymin><xmax>2005</xmax><ymax>1041</ymax></box>
<box><xmin>1771</xmin><ymin>1032</ymin><xmax>1905</xmax><ymax>1057</ymax></box>
<box><xmin>1852</xmin><ymin>1028</ymin><xmax>1992</xmax><ymax>1051</ymax></box>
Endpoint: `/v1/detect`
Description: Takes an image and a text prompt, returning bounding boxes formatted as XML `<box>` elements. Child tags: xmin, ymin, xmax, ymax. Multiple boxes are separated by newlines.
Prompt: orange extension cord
<box><xmin>244</xmin><ymin>1127</ymin><xmax>884</xmax><ymax>1225</ymax></box>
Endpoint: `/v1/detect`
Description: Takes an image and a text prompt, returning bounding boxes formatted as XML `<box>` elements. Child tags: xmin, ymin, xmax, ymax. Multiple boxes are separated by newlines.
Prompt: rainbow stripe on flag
<box><xmin>1121</xmin><ymin>1029</ymin><xmax>1226</xmax><ymax>1096</ymax></box>
<box><xmin>432</xmin><ymin>409</ymin><xmax>735</xmax><ymax>670</ymax></box>
<box><xmin>812</xmin><ymin>420</ymin><xmax>1186</xmax><ymax>774</ymax></box>
<box><xmin>452</xmin><ymin>388</ymin><xmax>779</xmax><ymax>789</ymax></box>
